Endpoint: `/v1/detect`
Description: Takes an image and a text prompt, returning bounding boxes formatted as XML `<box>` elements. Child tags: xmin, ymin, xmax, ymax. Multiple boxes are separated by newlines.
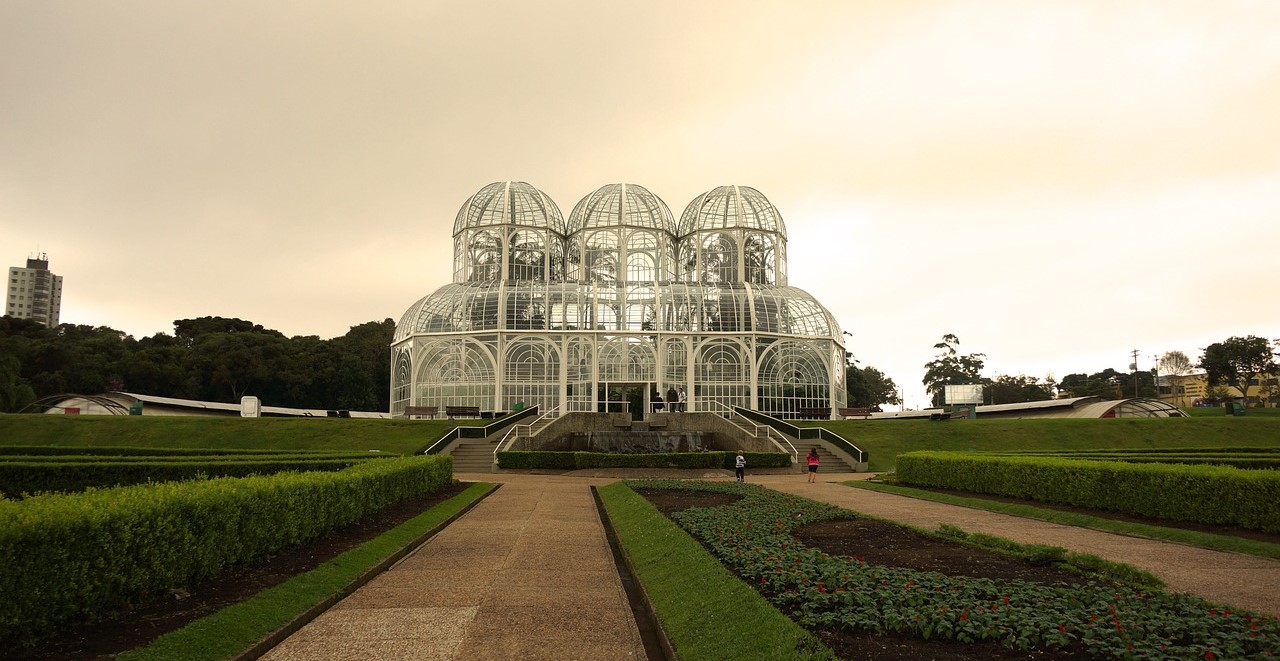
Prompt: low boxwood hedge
<box><xmin>496</xmin><ymin>450</ymin><xmax>790</xmax><ymax>470</ymax></box>
<box><xmin>895</xmin><ymin>451</ymin><xmax>1280</xmax><ymax>533</ymax></box>
<box><xmin>0</xmin><ymin>454</ymin><xmax>453</xmax><ymax>648</ymax></box>
<box><xmin>0</xmin><ymin>458</ymin><xmax>378</xmax><ymax>497</ymax></box>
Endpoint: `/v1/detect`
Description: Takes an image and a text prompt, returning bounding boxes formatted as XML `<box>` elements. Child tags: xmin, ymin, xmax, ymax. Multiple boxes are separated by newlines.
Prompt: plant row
<box><xmin>496</xmin><ymin>450</ymin><xmax>790</xmax><ymax>470</ymax></box>
<box><xmin>978</xmin><ymin>451</ymin><xmax>1280</xmax><ymax>470</ymax></box>
<box><xmin>0</xmin><ymin>454</ymin><xmax>454</xmax><ymax>647</ymax></box>
<box><xmin>629</xmin><ymin>480</ymin><xmax>1280</xmax><ymax>659</ymax></box>
<box><xmin>0</xmin><ymin>457</ymin><xmax>384</xmax><ymax>497</ymax></box>
<box><xmin>0</xmin><ymin>445</ymin><xmax>385</xmax><ymax>457</ymax></box>
<box><xmin>895</xmin><ymin>451</ymin><xmax>1280</xmax><ymax>533</ymax></box>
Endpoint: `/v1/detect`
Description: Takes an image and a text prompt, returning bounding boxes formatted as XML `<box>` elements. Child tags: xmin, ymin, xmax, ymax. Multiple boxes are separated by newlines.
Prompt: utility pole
<box><xmin>1130</xmin><ymin>349</ymin><xmax>1141</xmax><ymax>397</ymax></box>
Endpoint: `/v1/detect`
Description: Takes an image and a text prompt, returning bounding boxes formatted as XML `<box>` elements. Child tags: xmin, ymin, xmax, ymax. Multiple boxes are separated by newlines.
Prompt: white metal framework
<box><xmin>392</xmin><ymin>182</ymin><xmax>846</xmax><ymax>419</ymax></box>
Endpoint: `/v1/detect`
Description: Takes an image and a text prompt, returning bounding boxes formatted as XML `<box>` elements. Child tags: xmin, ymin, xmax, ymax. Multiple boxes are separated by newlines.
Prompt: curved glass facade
<box><xmin>392</xmin><ymin>182</ymin><xmax>845</xmax><ymax>418</ymax></box>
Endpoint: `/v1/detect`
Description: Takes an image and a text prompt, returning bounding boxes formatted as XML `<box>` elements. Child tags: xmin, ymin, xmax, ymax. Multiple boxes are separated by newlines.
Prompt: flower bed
<box><xmin>629</xmin><ymin>480</ymin><xmax>1280</xmax><ymax>659</ymax></box>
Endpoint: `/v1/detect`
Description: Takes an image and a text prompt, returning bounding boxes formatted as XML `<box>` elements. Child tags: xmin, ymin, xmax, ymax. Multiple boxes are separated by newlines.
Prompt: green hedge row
<box><xmin>0</xmin><ymin>452</ymin><xmax>387</xmax><ymax>464</ymax></box>
<box><xmin>0</xmin><ymin>445</ymin><xmax>374</xmax><ymax>457</ymax></box>
<box><xmin>0</xmin><ymin>458</ymin><xmax>381</xmax><ymax>497</ymax></box>
<box><xmin>895</xmin><ymin>451</ymin><xmax>1280</xmax><ymax>533</ymax></box>
<box><xmin>0</xmin><ymin>454</ymin><xmax>453</xmax><ymax>648</ymax></box>
<box><xmin>997</xmin><ymin>447</ymin><xmax>1280</xmax><ymax>456</ymax></box>
<box><xmin>496</xmin><ymin>451</ymin><xmax>791</xmax><ymax>470</ymax></box>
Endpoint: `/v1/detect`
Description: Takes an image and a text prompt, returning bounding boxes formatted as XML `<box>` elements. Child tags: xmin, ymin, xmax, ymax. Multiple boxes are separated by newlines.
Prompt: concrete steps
<box><xmin>448</xmin><ymin>439</ymin><xmax>500</xmax><ymax>472</ymax></box>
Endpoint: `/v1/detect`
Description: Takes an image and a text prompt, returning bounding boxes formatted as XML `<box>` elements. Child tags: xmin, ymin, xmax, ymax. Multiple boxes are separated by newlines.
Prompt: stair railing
<box><xmin>493</xmin><ymin>404</ymin><xmax>561</xmax><ymax>466</ymax></box>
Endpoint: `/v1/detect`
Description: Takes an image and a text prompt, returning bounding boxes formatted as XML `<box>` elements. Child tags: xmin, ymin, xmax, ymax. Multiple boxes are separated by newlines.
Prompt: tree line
<box><xmin>0</xmin><ymin>316</ymin><xmax>394</xmax><ymax>413</ymax></box>
<box><xmin>921</xmin><ymin>333</ymin><xmax>1280</xmax><ymax>408</ymax></box>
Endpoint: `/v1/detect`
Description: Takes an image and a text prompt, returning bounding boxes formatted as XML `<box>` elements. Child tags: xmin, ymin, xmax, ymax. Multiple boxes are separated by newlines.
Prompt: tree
<box><xmin>985</xmin><ymin>374</ymin><xmax>1055</xmax><ymax>405</ymax></box>
<box><xmin>1199</xmin><ymin>335</ymin><xmax>1277</xmax><ymax>404</ymax></box>
<box><xmin>922</xmin><ymin>334</ymin><xmax>985</xmax><ymax>407</ymax></box>
<box><xmin>846</xmin><ymin>363</ymin><xmax>901</xmax><ymax>410</ymax></box>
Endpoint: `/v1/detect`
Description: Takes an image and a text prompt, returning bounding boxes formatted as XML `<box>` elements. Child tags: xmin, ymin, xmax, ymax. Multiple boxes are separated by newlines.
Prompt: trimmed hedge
<box><xmin>0</xmin><ymin>445</ymin><xmax>386</xmax><ymax>457</ymax></box>
<box><xmin>496</xmin><ymin>450</ymin><xmax>790</xmax><ymax>470</ymax></box>
<box><xmin>0</xmin><ymin>458</ymin><xmax>378</xmax><ymax>497</ymax></box>
<box><xmin>895</xmin><ymin>451</ymin><xmax>1280</xmax><ymax>533</ymax></box>
<box><xmin>0</xmin><ymin>454</ymin><xmax>453</xmax><ymax>647</ymax></box>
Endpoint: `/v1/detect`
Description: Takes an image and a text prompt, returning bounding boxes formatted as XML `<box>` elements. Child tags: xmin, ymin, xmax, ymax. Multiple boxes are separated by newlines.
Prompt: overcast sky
<box><xmin>3</xmin><ymin>0</ymin><xmax>1278</xmax><ymax>409</ymax></box>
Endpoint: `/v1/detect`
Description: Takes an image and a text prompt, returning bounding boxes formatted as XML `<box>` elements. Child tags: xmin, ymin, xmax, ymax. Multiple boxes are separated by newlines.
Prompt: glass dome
<box><xmin>565</xmin><ymin>184</ymin><xmax>678</xmax><ymax>284</ymax></box>
<box><xmin>677</xmin><ymin>185</ymin><xmax>787</xmax><ymax>238</ymax></box>
<box><xmin>566</xmin><ymin>183</ymin><xmax>677</xmax><ymax>234</ymax></box>
<box><xmin>453</xmin><ymin>181</ymin><xmax>566</xmax><ymax>236</ymax></box>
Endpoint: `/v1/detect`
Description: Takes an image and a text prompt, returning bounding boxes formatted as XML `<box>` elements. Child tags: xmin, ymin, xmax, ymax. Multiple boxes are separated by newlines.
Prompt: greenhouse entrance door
<box><xmin>598</xmin><ymin>382</ymin><xmax>648</xmax><ymax>418</ymax></box>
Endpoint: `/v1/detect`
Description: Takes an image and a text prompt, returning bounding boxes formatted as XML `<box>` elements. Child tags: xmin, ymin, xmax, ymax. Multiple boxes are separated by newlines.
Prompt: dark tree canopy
<box><xmin>0</xmin><ymin>315</ymin><xmax>395</xmax><ymax>412</ymax></box>
<box><xmin>1199</xmin><ymin>335</ymin><xmax>1277</xmax><ymax>403</ymax></box>
<box><xmin>845</xmin><ymin>362</ymin><xmax>901</xmax><ymax>410</ymax></box>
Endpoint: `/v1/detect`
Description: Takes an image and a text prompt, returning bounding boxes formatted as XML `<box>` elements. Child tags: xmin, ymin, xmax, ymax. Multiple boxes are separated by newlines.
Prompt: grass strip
<box><xmin>596</xmin><ymin>482</ymin><xmax>836</xmax><ymax>661</ymax></box>
<box><xmin>848</xmin><ymin>480</ymin><xmax>1280</xmax><ymax>561</ymax></box>
<box><xmin>118</xmin><ymin>482</ymin><xmax>495</xmax><ymax>661</ymax></box>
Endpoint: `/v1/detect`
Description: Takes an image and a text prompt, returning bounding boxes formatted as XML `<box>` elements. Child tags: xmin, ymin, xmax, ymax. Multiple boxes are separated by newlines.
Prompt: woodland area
<box><xmin>0</xmin><ymin>316</ymin><xmax>393</xmax><ymax>413</ymax></box>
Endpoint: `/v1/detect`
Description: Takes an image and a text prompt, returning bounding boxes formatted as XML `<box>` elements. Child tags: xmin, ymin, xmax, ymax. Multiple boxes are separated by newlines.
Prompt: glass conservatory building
<box><xmin>391</xmin><ymin>182</ymin><xmax>847</xmax><ymax>419</ymax></box>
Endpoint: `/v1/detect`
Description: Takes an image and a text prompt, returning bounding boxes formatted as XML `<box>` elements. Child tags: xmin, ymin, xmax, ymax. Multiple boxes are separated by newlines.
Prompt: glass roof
<box><xmin>453</xmin><ymin>181</ymin><xmax>566</xmax><ymax>236</ymax></box>
<box><xmin>678</xmin><ymin>185</ymin><xmax>787</xmax><ymax>238</ymax></box>
<box><xmin>395</xmin><ymin>281</ymin><xmax>839</xmax><ymax>339</ymax></box>
<box><xmin>566</xmin><ymin>184</ymin><xmax>677</xmax><ymax>235</ymax></box>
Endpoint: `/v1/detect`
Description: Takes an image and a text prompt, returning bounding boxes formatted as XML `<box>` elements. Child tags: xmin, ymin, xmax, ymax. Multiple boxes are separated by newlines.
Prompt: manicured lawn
<box><xmin>0</xmin><ymin>414</ymin><xmax>479</xmax><ymax>455</ymax></box>
<box><xmin>800</xmin><ymin>417</ymin><xmax>1280</xmax><ymax>472</ymax></box>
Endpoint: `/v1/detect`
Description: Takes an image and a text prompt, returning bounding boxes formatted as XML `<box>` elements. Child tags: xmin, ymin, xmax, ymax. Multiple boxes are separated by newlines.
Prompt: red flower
<box><xmin>1058</xmin><ymin>625</ymin><xmax>1067</xmax><ymax>634</ymax></box>
<box><xmin>1206</xmin><ymin>651</ymin><xmax>1215</xmax><ymax>660</ymax></box>
<box><xmin>960</xmin><ymin>611</ymin><xmax>969</xmax><ymax>621</ymax></box>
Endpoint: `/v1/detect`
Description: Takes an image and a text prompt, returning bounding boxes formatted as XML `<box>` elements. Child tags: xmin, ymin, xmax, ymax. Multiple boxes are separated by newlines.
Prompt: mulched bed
<box><xmin>898</xmin><ymin>484</ymin><xmax>1280</xmax><ymax>545</ymax></box>
<box><xmin>16</xmin><ymin>482</ymin><xmax>471</xmax><ymax>661</ymax></box>
<box><xmin>636</xmin><ymin>487</ymin><xmax>1080</xmax><ymax>660</ymax></box>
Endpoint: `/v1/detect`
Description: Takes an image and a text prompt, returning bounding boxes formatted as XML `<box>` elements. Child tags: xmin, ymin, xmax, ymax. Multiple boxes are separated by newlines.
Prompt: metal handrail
<box><xmin>706</xmin><ymin>402</ymin><xmax>798</xmax><ymax>464</ymax></box>
<box><xmin>493</xmin><ymin>404</ymin><xmax>561</xmax><ymax>465</ymax></box>
<box><xmin>419</xmin><ymin>405</ymin><xmax>540</xmax><ymax>455</ymax></box>
<box><xmin>733</xmin><ymin>406</ymin><xmax>868</xmax><ymax>464</ymax></box>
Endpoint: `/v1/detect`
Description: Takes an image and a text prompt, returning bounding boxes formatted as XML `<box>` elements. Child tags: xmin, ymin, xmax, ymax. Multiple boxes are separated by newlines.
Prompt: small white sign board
<box><xmin>241</xmin><ymin>395</ymin><xmax>261</xmax><ymax>418</ymax></box>
<box><xmin>944</xmin><ymin>384</ymin><xmax>984</xmax><ymax>405</ymax></box>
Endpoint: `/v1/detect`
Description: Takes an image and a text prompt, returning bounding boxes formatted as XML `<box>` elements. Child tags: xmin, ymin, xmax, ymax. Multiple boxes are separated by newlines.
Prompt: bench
<box><xmin>444</xmin><ymin>405</ymin><xmax>482</xmax><ymax>419</ymax></box>
<box><xmin>838</xmin><ymin>407</ymin><xmax>872</xmax><ymax>419</ymax></box>
<box><xmin>402</xmin><ymin>405</ymin><xmax>438</xmax><ymax>419</ymax></box>
<box><xmin>796</xmin><ymin>408</ymin><xmax>830</xmax><ymax>420</ymax></box>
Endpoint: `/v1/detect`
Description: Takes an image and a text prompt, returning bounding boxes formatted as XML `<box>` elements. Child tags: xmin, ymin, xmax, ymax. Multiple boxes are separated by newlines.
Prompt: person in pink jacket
<box><xmin>806</xmin><ymin>448</ymin><xmax>820</xmax><ymax>483</ymax></box>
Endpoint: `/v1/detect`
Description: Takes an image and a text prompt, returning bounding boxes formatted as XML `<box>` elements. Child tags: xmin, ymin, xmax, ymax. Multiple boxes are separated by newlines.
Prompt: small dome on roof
<box><xmin>566</xmin><ymin>184</ymin><xmax>677</xmax><ymax>235</ymax></box>
<box><xmin>678</xmin><ymin>185</ymin><xmax>787</xmax><ymax>238</ymax></box>
<box><xmin>453</xmin><ymin>181</ymin><xmax>566</xmax><ymax>236</ymax></box>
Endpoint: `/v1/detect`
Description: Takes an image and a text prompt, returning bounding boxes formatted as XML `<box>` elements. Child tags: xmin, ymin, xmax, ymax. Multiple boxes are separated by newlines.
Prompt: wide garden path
<box><xmin>752</xmin><ymin>472</ymin><xmax>1280</xmax><ymax>617</ymax></box>
<box><xmin>261</xmin><ymin>473</ymin><xmax>646</xmax><ymax>661</ymax></box>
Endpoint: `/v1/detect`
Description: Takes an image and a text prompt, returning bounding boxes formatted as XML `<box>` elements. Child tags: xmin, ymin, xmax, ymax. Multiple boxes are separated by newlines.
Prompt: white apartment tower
<box><xmin>6</xmin><ymin>254</ymin><xmax>63</xmax><ymax>327</ymax></box>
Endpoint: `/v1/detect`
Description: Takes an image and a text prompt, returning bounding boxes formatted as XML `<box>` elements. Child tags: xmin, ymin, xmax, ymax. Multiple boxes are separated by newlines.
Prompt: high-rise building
<box><xmin>6</xmin><ymin>254</ymin><xmax>63</xmax><ymax>327</ymax></box>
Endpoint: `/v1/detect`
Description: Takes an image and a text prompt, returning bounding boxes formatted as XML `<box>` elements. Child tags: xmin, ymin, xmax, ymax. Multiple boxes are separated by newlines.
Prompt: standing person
<box><xmin>678</xmin><ymin>386</ymin><xmax>688</xmax><ymax>413</ymax></box>
<box><xmin>806</xmin><ymin>448</ymin><xmax>820</xmax><ymax>483</ymax></box>
<box><xmin>665</xmin><ymin>385</ymin><xmax>678</xmax><ymax>412</ymax></box>
<box><xmin>734</xmin><ymin>451</ymin><xmax>746</xmax><ymax>482</ymax></box>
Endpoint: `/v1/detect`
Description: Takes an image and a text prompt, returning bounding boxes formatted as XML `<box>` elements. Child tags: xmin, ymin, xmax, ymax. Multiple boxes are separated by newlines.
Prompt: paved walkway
<box><xmin>751</xmin><ymin>472</ymin><xmax>1280</xmax><ymax>617</ymax></box>
<box><xmin>262</xmin><ymin>474</ymin><xmax>646</xmax><ymax>661</ymax></box>
<box><xmin>261</xmin><ymin>469</ymin><xmax>1279</xmax><ymax>660</ymax></box>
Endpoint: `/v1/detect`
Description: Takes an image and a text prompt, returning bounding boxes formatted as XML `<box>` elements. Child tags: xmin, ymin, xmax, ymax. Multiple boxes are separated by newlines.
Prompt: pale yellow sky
<box><xmin>3</xmin><ymin>0</ymin><xmax>1278</xmax><ymax>408</ymax></box>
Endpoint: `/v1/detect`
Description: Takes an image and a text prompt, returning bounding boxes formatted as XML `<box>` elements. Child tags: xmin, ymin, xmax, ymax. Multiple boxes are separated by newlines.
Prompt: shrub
<box><xmin>896</xmin><ymin>451</ymin><xmax>1280</xmax><ymax>533</ymax></box>
<box><xmin>0</xmin><ymin>455</ymin><xmax>453</xmax><ymax>648</ymax></box>
<box><xmin>0</xmin><ymin>458</ymin><xmax>376</xmax><ymax>497</ymax></box>
<box><xmin>496</xmin><ymin>450</ymin><xmax>791</xmax><ymax>470</ymax></box>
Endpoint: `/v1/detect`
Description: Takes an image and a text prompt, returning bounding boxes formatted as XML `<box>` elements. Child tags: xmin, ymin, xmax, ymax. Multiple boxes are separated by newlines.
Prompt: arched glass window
<box><xmin>391</xmin><ymin>349</ymin><xmax>412</xmax><ymax>416</ymax></box>
<box><xmin>502</xmin><ymin>337</ymin><xmax>560</xmax><ymax>411</ymax></box>
<box><xmin>743</xmin><ymin>233</ymin><xmax>776</xmax><ymax>284</ymax></box>
<box><xmin>599</xmin><ymin>337</ymin><xmax>656</xmax><ymax>383</ymax></box>
<box><xmin>415</xmin><ymin>339</ymin><xmax>496</xmax><ymax>411</ymax></box>
<box><xmin>695</xmin><ymin>338</ymin><xmax>750</xmax><ymax>411</ymax></box>
<box><xmin>758</xmin><ymin>340</ymin><xmax>829</xmax><ymax>417</ymax></box>
<box><xmin>467</xmin><ymin>230</ymin><xmax>503</xmax><ymax>282</ymax></box>
<box><xmin>565</xmin><ymin>337</ymin><xmax>593</xmax><ymax>413</ymax></box>
<box><xmin>584</xmin><ymin>229</ymin><xmax>619</xmax><ymax>285</ymax></box>
<box><xmin>626</xmin><ymin>231</ymin><xmax>658</xmax><ymax>283</ymax></box>
<box><xmin>699</xmin><ymin>233</ymin><xmax>738</xmax><ymax>284</ymax></box>
<box><xmin>508</xmin><ymin>230</ymin><xmax>546</xmax><ymax>281</ymax></box>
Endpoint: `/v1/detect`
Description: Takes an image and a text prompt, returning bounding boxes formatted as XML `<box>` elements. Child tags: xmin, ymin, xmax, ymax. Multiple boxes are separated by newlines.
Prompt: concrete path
<box><xmin>261</xmin><ymin>474</ymin><xmax>646</xmax><ymax>661</ymax></box>
<box><xmin>751</xmin><ymin>472</ymin><xmax>1280</xmax><ymax>617</ymax></box>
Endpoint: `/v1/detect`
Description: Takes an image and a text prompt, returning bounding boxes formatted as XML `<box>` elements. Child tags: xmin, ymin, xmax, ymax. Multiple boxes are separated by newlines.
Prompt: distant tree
<box><xmin>846</xmin><ymin>362</ymin><xmax>901</xmax><ymax>410</ymax></box>
<box><xmin>1058</xmin><ymin>370</ymin><xmax>1122</xmax><ymax>399</ymax></box>
<box><xmin>1199</xmin><ymin>335</ymin><xmax>1277</xmax><ymax>403</ymax></box>
<box><xmin>173</xmin><ymin>317</ymin><xmax>284</xmax><ymax>346</ymax></box>
<box><xmin>922</xmin><ymin>334</ymin><xmax>985</xmax><ymax>406</ymax></box>
<box><xmin>0</xmin><ymin>354</ymin><xmax>36</xmax><ymax>412</ymax></box>
<box><xmin>985</xmin><ymin>374</ymin><xmax>1055</xmax><ymax>405</ymax></box>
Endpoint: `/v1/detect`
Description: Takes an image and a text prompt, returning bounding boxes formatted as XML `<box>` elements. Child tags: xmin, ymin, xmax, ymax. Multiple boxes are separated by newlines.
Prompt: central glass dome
<box><xmin>566</xmin><ymin>184</ymin><xmax>679</xmax><ymax>285</ymax></box>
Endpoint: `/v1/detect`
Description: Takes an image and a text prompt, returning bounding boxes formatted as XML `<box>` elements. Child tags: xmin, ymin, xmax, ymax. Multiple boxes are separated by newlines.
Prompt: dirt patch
<box><xmin>901</xmin><ymin>484</ymin><xmax>1280</xmax><ymax>545</ymax></box>
<box><xmin>634</xmin><ymin>487</ymin><xmax>1082</xmax><ymax>660</ymax></box>
<box><xmin>17</xmin><ymin>482</ymin><xmax>471</xmax><ymax>661</ymax></box>
<box><xmin>795</xmin><ymin>518</ymin><xmax>1090</xmax><ymax>586</ymax></box>
<box><xmin>631</xmin><ymin>487</ymin><xmax>742</xmax><ymax>514</ymax></box>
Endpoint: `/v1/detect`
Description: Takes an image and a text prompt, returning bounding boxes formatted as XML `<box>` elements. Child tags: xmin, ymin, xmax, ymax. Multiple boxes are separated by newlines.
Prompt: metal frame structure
<box><xmin>392</xmin><ymin>182</ymin><xmax>846</xmax><ymax>419</ymax></box>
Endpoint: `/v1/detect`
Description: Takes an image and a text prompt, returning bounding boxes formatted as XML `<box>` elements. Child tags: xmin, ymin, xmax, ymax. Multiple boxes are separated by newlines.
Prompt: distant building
<box><xmin>1160</xmin><ymin>371</ymin><xmax>1279</xmax><ymax>408</ymax></box>
<box><xmin>6</xmin><ymin>254</ymin><xmax>63</xmax><ymax>327</ymax></box>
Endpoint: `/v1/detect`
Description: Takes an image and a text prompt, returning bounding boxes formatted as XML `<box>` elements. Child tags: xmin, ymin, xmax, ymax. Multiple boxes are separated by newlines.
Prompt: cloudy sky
<box><xmin>3</xmin><ymin>0</ymin><xmax>1278</xmax><ymax>408</ymax></box>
